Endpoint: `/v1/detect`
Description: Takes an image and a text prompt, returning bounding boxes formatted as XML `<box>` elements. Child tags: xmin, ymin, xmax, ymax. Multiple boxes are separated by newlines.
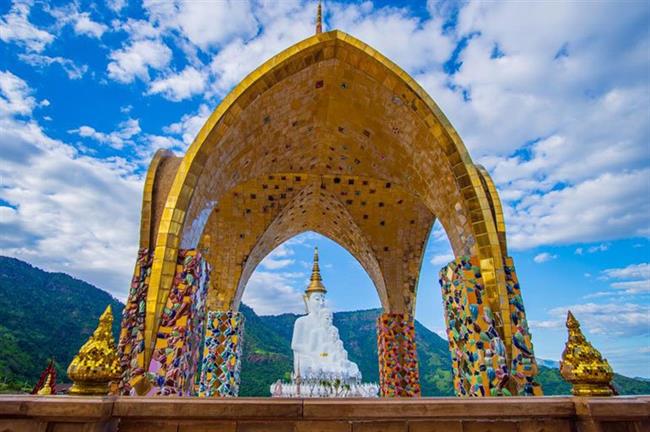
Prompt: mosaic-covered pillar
<box><xmin>439</xmin><ymin>256</ymin><xmax>541</xmax><ymax>397</ymax></box>
<box><xmin>505</xmin><ymin>257</ymin><xmax>543</xmax><ymax>396</ymax></box>
<box><xmin>376</xmin><ymin>313</ymin><xmax>421</xmax><ymax>397</ymax></box>
<box><xmin>146</xmin><ymin>249</ymin><xmax>209</xmax><ymax>396</ymax></box>
<box><xmin>117</xmin><ymin>248</ymin><xmax>151</xmax><ymax>395</ymax></box>
<box><xmin>199</xmin><ymin>311</ymin><xmax>245</xmax><ymax>397</ymax></box>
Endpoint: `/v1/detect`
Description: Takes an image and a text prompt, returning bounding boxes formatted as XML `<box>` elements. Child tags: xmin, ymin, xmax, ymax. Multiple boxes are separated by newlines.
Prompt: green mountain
<box><xmin>0</xmin><ymin>256</ymin><xmax>123</xmax><ymax>392</ymax></box>
<box><xmin>1</xmin><ymin>255</ymin><xmax>648</xmax><ymax>397</ymax></box>
<box><xmin>241</xmin><ymin>306</ymin><xmax>650</xmax><ymax>397</ymax></box>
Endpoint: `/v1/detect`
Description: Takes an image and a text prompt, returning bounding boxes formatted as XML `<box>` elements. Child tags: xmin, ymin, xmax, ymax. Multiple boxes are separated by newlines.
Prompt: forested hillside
<box><xmin>1</xmin><ymin>256</ymin><xmax>648</xmax><ymax>396</ymax></box>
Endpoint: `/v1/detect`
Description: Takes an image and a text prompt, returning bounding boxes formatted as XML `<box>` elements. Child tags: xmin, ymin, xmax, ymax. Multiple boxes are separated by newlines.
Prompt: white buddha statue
<box><xmin>291</xmin><ymin>248</ymin><xmax>362</xmax><ymax>382</ymax></box>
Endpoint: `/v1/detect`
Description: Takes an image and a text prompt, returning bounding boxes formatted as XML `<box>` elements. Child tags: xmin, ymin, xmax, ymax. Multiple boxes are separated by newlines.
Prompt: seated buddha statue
<box><xmin>291</xmin><ymin>248</ymin><xmax>362</xmax><ymax>382</ymax></box>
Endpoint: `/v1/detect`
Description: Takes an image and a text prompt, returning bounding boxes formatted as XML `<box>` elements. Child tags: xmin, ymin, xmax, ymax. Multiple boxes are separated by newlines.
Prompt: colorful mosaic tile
<box><xmin>199</xmin><ymin>310</ymin><xmax>244</xmax><ymax>397</ymax></box>
<box><xmin>439</xmin><ymin>256</ymin><xmax>542</xmax><ymax>397</ymax></box>
<box><xmin>505</xmin><ymin>257</ymin><xmax>543</xmax><ymax>396</ymax></box>
<box><xmin>146</xmin><ymin>249</ymin><xmax>209</xmax><ymax>396</ymax></box>
<box><xmin>376</xmin><ymin>313</ymin><xmax>421</xmax><ymax>397</ymax></box>
<box><xmin>117</xmin><ymin>248</ymin><xmax>151</xmax><ymax>395</ymax></box>
<box><xmin>440</xmin><ymin>256</ymin><xmax>511</xmax><ymax>396</ymax></box>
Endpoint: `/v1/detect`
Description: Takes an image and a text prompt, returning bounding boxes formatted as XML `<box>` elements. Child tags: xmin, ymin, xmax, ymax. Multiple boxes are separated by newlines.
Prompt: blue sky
<box><xmin>0</xmin><ymin>0</ymin><xmax>648</xmax><ymax>378</ymax></box>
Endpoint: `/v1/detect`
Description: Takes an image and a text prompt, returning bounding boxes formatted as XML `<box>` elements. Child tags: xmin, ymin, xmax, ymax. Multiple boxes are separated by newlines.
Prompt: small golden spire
<box><xmin>67</xmin><ymin>305</ymin><xmax>122</xmax><ymax>395</ymax></box>
<box><xmin>560</xmin><ymin>311</ymin><xmax>614</xmax><ymax>396</ymax></box>
<box><xmin>316</xmin><ymin>0</ymin><xmax>322</xmax><ymax>34</ymax></box>
<box><xmin>305</xmin><ymin>247</ymin><xmax>327</xmax><ymax>295</ymax></box>
<box><xmin>37</xmin><ymin>373</ymin><xmax>52</xmax><ymax>395</ymax></box>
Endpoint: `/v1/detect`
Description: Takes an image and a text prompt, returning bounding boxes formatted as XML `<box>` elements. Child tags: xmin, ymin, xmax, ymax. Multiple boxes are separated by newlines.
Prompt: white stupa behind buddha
<box><xmin>270</xmin><ymin>248</ymin><xmax>379</xmax><ymax>398</ymax></box>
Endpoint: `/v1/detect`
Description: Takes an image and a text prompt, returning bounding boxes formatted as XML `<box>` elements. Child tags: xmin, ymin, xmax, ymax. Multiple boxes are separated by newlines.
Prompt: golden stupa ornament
<box><xmin>560</xmin><ymin>311</ymin><xmax>614</xmax><ymax>396</ymax></box>
<box><xmin>305</xmin><ymin>247</ymin><xmax>327</xmax><ymax>295</ymax></box>
<box><xmin>36</xmin><ymin>373</ymin><xmax>52</xmax><ymax>395</ymax></box>
<box><xmin>67</xmin><ymin>305</ymin><xmax>122</xmax><ymax>395</ymax></box>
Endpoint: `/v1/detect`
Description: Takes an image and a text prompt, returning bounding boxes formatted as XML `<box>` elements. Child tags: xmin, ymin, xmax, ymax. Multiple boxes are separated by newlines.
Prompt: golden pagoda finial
<box><xmin>560</xmin><ymin>310</ymin><xmax>615</xmax><ymax>396</ymax></box>
<box><xmin>305</xmin><ymin>247</ymin><xmax>327</xmax><ymax>295</ymax></box>
<box><xmin>315</xmin><ymin>0</ymin><xmax>322</xmax><ymax>34</ymax></box>
<box><xmin>67</xmin><ymin>305</ymin><xmax>122</xmax><ymax>395</ymax></box>
<box><xmin>37</xmin><ymin>373</ymin><xmax>52</xmax><ymax>395</ymax></box>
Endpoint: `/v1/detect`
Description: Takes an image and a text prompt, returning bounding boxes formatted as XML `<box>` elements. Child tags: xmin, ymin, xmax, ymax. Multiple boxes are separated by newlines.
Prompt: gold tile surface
<box><xmin>137</xmin><ymin>30</ymin><xmax>511</xmax><ymax>367</ymax></box>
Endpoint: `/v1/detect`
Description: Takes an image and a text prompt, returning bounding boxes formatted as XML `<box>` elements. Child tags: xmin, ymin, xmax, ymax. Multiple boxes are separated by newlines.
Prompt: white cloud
<box><xmin>533</xmin><ymin>252</ymin><xmax>557</xmax><ymax>263</ymax></box>
<box><xmin>576</xmin><ymin>244</ymin><xmax>610</xmax><ymax>255</ymax></box>
<box><xmin>107</xmin><ymin>39</ymin><xmax>172</xmax><ymax>83</ymax></box>
<box><xmin>598</xmin><ymin>263</ymin><xmax>650</xmax><ymax>296</ymax></box>
<box><xmin>242</xmin><ymin>270</ymin><xmax>305</xmax><ymax>315</ymax></box>
<box><xmin>0</xmin><ymin>2</ymin><xmax>54</xmax><ymax>52</ymax></box>
<box><xmin>0</xmin><ymin>70</ymin><xmax>36</xmax><ymax>118</ymax></box>
<box><xmin>329</xmin><ymin>1</ymin><xmax>454</xmax><ymax>71</ymax></box>
<box><xmin>69</xmin><ymin>118</ymin><xmax>141</xmax><ymax>150</ymax></box>
<box><xmin>47</xmin><ymin>4</ymin><xmax>108</xmax><ymax>39</ymax></box>
<box><xmin>163</xmin><ymin>104</ymin><xmax>211</xmax><ymax>146</ymax></box>
<box><xmin>603</xmin><ymin>263</ymin><xmax>650</xmax><ymax>281</ymax></box>
<box><xmin>207</xmin><ymin>2</ymin><xmax>313</xmax><ymax>96</ymax></box>
<box><xmin>506</xmin><ymin>170</ymin><xmax>650</xmax><ymax>249</ymax></box>
<box><xmin>106</xmin><ymin>0</ymin><xmax>126</xmax><ymax>13</ymax></box>
<box><xmin>147</xmin><ymin>66</ymin><xmax>206</xmax><ymax>101</ymax></box>
<box><xmin>533</xmin><ymin>303</ymin><xmax>650</xmax><ymax>337</ymax></box>
<box><xmin>72</xmin><ymin>12</ymin><xmax>108</xmax><ymax>38</ymax></box>
<box><xmin>430</xmin><ymin>253</ymin><xmax>454</xmax><ymax>267</ymax></box>
<box><xmin>0</xmin><ymin>72</ymin><xmax>141</xmax><ymax>299</ymax></box>
<box><xmin>260</xmin><ymin>244</ymin><xmax>296</xmax><ymax>270</ymax></box>
<box><xmin>143</xmin><ymin>0</ymin><xmax>259</xmax><ymax>50</ymax></box>
<box><xmin>18</xmin><ymin>53</ymin><xmax>88</xmax><ymax>80</ymax></box>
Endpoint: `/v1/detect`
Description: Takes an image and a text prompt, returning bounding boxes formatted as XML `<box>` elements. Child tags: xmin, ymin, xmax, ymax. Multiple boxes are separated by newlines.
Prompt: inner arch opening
<box><xmin>237</xmin><ymin>231</ymin><xmax>381</xmax><ymax>396</ymax></box>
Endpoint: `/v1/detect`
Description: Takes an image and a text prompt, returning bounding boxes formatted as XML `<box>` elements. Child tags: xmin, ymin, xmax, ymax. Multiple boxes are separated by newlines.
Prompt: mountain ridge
<box><xmin>1</xmin><ymin>255</ymin><xmax>648</xmax><ymax>396</ymax></box>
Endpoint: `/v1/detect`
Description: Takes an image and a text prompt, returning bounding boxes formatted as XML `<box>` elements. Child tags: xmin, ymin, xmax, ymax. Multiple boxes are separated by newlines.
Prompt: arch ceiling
<box><xmin>141</xmin><ymin>30</ymin><xmax>509</xmax><ymax>365</ymax></box>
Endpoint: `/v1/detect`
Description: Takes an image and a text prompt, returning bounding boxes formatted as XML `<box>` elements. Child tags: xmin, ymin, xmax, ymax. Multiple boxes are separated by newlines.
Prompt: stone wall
<box><xmin>1</xmin><ymin>395</ymin><xmax>647</xmax><ymax>432</ymax></box>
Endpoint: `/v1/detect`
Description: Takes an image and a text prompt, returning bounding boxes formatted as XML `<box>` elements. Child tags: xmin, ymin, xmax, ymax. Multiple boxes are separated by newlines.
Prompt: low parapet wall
<box><xmin>0</xmin><ymin>395</ymin><xmax>647</xmax><ymax>432</ymax></box>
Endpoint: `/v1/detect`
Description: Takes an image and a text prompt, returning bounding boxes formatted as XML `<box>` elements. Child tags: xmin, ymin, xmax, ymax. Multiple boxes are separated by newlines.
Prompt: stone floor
<box><xmin>0</xmin><ymin>395</ymin><xmax>648</xmax><ymax>432</ymax></box>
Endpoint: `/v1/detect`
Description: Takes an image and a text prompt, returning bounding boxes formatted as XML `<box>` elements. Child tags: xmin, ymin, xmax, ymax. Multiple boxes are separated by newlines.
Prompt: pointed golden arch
<box><xmin>142</xmin><ymin>30</ymin><xmax>509</xmax><ymax>365</ymax></box>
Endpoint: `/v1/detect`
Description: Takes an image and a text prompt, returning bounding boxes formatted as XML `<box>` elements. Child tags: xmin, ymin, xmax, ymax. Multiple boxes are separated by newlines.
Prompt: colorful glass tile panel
<box><xmin>117</xmin><ymin>248</ymin><xmax>151</xmax><ymax>395</ymax></box>
<box><xmin>505</xmin><ymin>257</ymin><xmax>543</xmax><ymax>396</ymax></box>
<box><xmin>376</xmin><ymin>313</ymin><xmax>421</xmax><ymax>397</ymax></box>
<box><xmin>146</xmin><ymin>249</ymin><xmax>209</xmax><ymax>396</ymax></box>
<box><xmin>199</xmin><ymin>310</ymin><xmax>244</xmax><ymax>397</ymax></box>
<box><xmin>439</xmin><ymin>256</ymin><xmax>542</xmax><ymax>397</ymax></box>
<box><xmin>439</xmin><ymin>256</ymin><xmax>511</xmax><ymax>396</ymax></box>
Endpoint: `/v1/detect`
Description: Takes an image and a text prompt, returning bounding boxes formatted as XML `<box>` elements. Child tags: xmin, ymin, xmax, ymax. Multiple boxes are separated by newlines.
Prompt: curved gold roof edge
<box><xmin>140</xmin><ymin>148</ymin><xmax>174</xmax><ymax>250</ymax></box>
<box><xmin>181</xmin><ymin>29</ymin><xmax>474</xmax><ymax>173</ymax></box>
<box><xmin>144</xmin><ymin>29</ymin><xmax>505</xmax><ymax>367</ymax></box>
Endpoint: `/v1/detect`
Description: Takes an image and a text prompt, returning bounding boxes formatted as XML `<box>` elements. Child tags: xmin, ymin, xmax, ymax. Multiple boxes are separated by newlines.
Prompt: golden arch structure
<box><xmin>118</xmin><ymin>30</ymin><xmax>542</xmax><ymax>398</ymax></box>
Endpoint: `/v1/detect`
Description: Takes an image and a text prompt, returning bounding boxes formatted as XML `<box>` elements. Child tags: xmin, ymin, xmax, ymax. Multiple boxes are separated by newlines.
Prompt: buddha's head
<box><xmin>305</xmin><ymin>292</ymin><xmax>326</xmax><ymax>315</ymax></box>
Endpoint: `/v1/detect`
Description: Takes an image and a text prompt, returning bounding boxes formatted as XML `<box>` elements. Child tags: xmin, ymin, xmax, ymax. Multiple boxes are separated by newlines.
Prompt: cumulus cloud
<box><xmin>163</xmin><ymin>104</ymin><xmax>211</xmax><ymax>146</ymax></box>
<box><xmin>259</xmin><ymin>244</ymin><xmax>296</xmax><ymax>270</ymax></box>
<box><xmin>506</xmin><ymin>170</ymin><xmax>650</xmax><ymax>249</ymax></box>
<box><xmin>0</xmin><ymin>71</ymin><xmax>142</xmax><ymax>299</ymax></box>
<box><xmin>531</xmin><ymin>303</ymin><xmax>650</xmax><ymax>337</ymax></box>
<box><xmin>533</xmin><ymin>252</ymin><xmax>557</xmax><ymax>263</ymax></box>
<box><xmin>72</xmin><ymin>12</ymin><xmax>108</xmax><ymax>38</ymax></box>
<box><xmin>107</xmin><ymin>39</ymin><xmax>172</xmax><ymax>83</ymax></box>
<box><xmin>18</xmin><ymin>53</ymin><xmax>88</xmax><ymax>80</ymax></box>
<box><xmin>106</xmin><ymin>0</ymin><xmax>126</xmax><ymax>13</ymax></box>
<box><xmin>0</xmin><ymin>1</ymin><xmax>54</xmax><ymax>52</ymax></box>
<box><xmin>438</xmin><ymin>2</ymin><xmax>650</xmax><ymax>249</ymax></box>
<box><xmin>143</xmin><ymin>0</ymin><xmax>259</xmax><ymax>50</ymax></box>
<box><xmin>242</xmin><ymin>270</ymin><xmax>306</xmax><ymax>315</ymax></box>
<box><xmin>147</xmin><ymin>66</ymin><xmax>206</xmax><ymax>101</ymax></box>
<box><xmin>69</xmin><ymin>118</ymin><xmax>141</xmax><ymax>150</ymax></box>
<box><xmin>598</xmin><ymin>263</ymin><xmax>650</xmax><ymax>296</ymax></box>
<box><xmin>0</xmin><ymin>70</ymin><xmax>36</xmax><ymax>117</ymax></box>
<box><xmin>329</xmin><ymin>1</ymin><xmax>454</xmax><ymax>71</ymax></box>
<box><xmin>430</xmin><ymin>253</ymin><xmax>454</xmax><ymax>267</ymax></box>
